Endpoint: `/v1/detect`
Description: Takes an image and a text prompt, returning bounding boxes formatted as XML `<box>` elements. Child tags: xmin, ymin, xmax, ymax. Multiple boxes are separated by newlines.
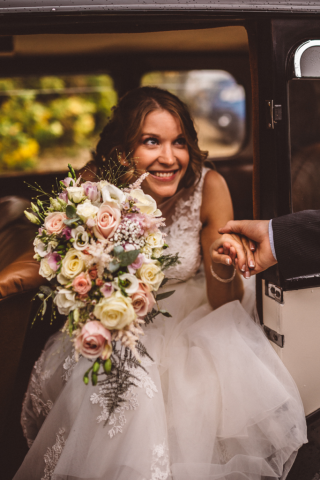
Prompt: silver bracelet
<box><xmin>210</xmin><ymin>264</ymin><xmax>236</xmax><ymax>283</ymax></box>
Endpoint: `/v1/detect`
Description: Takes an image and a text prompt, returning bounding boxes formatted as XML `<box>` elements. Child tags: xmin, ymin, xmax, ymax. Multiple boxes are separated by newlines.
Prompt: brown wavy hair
<box><xmin>92</xmin><ymin>86</ymin><xmax>208</xmax><ymax>188</ymax></box>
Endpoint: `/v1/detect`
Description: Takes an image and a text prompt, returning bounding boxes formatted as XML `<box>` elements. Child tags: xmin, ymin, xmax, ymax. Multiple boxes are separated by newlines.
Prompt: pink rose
<box><xmin>75</xmin><ymin>321</ymin><xmax>111</xmax><ymax>360</ymax></box>
<box><xmin>96</xmin><ymin>278</ymin><xmax>104</xmax><ymax>287</ymax></box>
<box><xmin>82</xmin><ymin>181</ymin><xmax>99</xmax><ymax>202</ymax></box>
<box><xmin>44</xmin><ymin>212</ymin><xmax>67</xmax><ymax>234</ymax></box>
<box><xmin>93</xmin><ymin>201</ymin><xmax>120</xmax><ymax>240</ymax></box>
<box><xmin>131</xmin><ymin>282</ymin><xmax>155</xmax><ymax>317</ymax></box>
<box><xmin>72</xmin><ymin>272</ymin><xmax>92</xmax><ymax>295</ymax></box>
<box><xmin>88</xmin><ymin>266</ymin><xmax>98</xmax><ymax>280</ymax></box>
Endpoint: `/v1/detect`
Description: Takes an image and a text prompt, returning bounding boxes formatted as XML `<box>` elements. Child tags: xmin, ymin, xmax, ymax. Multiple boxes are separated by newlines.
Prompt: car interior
<box><xmin>0</xmin><ymin>25</ymin><xmax>253</xmax><ymax>477</ymax></box>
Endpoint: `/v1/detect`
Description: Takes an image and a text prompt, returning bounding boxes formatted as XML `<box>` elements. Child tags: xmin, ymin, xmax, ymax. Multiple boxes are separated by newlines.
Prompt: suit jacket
<box><xmin>272</xmin><ymin>210</ymin><xmax>320</xmax><ymax>279</ymax></box>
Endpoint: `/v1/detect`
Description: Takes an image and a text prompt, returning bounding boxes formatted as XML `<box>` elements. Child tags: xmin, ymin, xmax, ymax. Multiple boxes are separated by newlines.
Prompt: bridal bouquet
<box><xmin>25</xmin><ymin>165</ymin><xmax>178</xmax><ymax>418</ymax></box>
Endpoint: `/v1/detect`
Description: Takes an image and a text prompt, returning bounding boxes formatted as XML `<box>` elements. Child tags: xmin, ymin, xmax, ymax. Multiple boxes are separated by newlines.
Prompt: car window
<box><xmin>0</xmin><ymin>74</ymin><xmax>117</xmax><ymax>176</ymax></box>
<box><xmin>141</xmin><ymin>70</ymin><xmax>246</xmax><ymax>158</ymax></box>
<box><xmin>289</xmin><ymin>79</ymin><xmax>320</xmax><ymax>212</ymax></box>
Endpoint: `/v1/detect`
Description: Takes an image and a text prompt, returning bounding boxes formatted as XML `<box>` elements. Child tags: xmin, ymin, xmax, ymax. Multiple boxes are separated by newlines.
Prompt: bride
<box><xmin>14</xmin><ymin>87</ymin><xmax>307</xmax><ymax>480</ymax></box>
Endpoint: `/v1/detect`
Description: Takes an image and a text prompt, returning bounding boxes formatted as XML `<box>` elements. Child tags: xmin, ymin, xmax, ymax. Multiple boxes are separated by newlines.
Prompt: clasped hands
<box><xmin>210</xmin><ymin>220</ymin><xmax>278</xmax><ymax>278</ymax></box>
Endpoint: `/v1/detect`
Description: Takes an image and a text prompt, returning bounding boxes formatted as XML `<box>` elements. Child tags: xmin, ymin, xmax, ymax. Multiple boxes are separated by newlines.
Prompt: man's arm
<box><xmin>216</xmin><ymin>210</ymin><xmax>320</xmax><ymax>278</ymax></box>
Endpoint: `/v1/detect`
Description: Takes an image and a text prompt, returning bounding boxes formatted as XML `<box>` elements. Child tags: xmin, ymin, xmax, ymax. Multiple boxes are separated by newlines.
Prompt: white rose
<box><xmin>117</xmin><ymin>273</ymin><xmax>140</xmax><ymax>295</ymax></box>
<box><xmin>101</xmin><ymin>183</ymin><xmax>126</xmax><ymax>205</ymax></box>
<box><xmin>76</xmin><ymin>199</ymin><xmax>99</xmax><ymax>222</ymax></box>
<box><xmin>61</xmin><ymin>248</ymin><xmax>86</xmax><ymax>279</ymax></box>
<box><xmin>129</xmin><ymin>189</ymin><xmax>158</xmax><ymax>215</ymax></box>
<box><xmin>141</xmin><ymin>245</ymin><xmax>153</xmax><ymax>258</ymax></box>
<box><xmin>152</xmin><ymin>248</ymin><xmax>163</xmax><ymax>259</ymax></box>
<box><xmin>71</xmin><ymin>226</ymin><xmax>90</xmax><ymax>251</ymax></box>
<box><xmin>54</xmin><ymin>289</ymin><xmax>84</xmax><ymax>315</ymax></box>
<box><xmin>67</xmin><ymin>186</ymin><xmax>86</xmax><ymax>204</ymax></box>
<box><xmin>137</xmin><ymin>261</ymin><xmax>164</xmax><ymax>291</ymax></box>
<box><xmin>146</xmin><ymin>232</ymin><xmax>164</xmax><ymax>249</ymax></box>
<box><xmin>93</xmin><ymin>291</ymin><xmax>135</xmax><ymax>330</ymax></box>
<box><xmin>34</xmin><ymin>237</ymin><xmax>48</xmax><ymax>257</ymax></box>
<box><xmin>39</xmin><ymin>257</ymin><xmax>56</xmax><ymax>280</ymax></box>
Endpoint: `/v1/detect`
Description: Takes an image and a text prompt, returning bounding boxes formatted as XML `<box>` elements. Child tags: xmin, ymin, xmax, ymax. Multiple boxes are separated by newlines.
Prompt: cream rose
<box><xmin>93</xmin><ymin>291</ymin><xmax>135</xmax><ymax>330</ymax></box>
<box><xmin>44</xmin><ymin>212</ymin><xmax>67</xmax><ymax>234</ymax></box>
<box><xmin>93</xmin><ymin>201</ymin><xmax>121</xmax><ymax>240</ymax></box>
<box><xmin>141</xmin><ymin>245</ymin><xmax>153</xmax><ymax>258</ymax></box>
<box><xmin>61</xmin><ymin>248</ymin><xmax>86</xmax><ymax>279</ymax></box>
<box><xmin>137</xmin><ymin>261</ymin><xmax>164</xmax><ymax>291</ymax></box>
<box><xmin>67</xmin><ymin>186</ymin><xmax>86</xmax><ymax>204</ymax></box>
<box><xmin>130</xmin><ymin>189</ymin><xmax>158</xmax><ymax>215</ymax></box>
<box><xmin>146</xmin><ymin>232</ymin><xmax>164</xmax><ymax>249</ymax></box>
<box><xmin>39</xmin><ymin>257</ymin><xmax>56</xmax><ymax>280</ymax></box>
<box><xmin>54</xmin><ymin>288</ymin><xmax>84</xmax><ymax>315</ymax></box>
<box><xmin>152</xmin><ymin>248</ymin><xmax>163</xmax><ymax>259</ymax></box>
<box><xmin>76</xmin><ymin>200</ymin><xmax>99</xmax><ymax>223</ymax></box>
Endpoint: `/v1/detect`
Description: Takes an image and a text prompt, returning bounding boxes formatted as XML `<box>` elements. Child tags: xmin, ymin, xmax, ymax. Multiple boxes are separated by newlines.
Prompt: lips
<box><xmin>148</xmin><ymin>169</ymin><xmax>179</xmax><ymax>181</ymax></box>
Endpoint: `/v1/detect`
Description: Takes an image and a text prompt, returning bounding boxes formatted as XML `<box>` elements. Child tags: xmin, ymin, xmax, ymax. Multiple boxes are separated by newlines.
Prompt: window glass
<box><xmin>289</xmin><ymin>79</ymin><xmax>320</xmax><ymax>212</ymax></box>
<box><xmin>141</xmin><ymin>70</ymin><xmax>246</xmax><ymax>158</ymax></box>
<box><xmin>0</xmin><ymin>75</ymin><xmax>117</xmax><ymax>175</ymax></box>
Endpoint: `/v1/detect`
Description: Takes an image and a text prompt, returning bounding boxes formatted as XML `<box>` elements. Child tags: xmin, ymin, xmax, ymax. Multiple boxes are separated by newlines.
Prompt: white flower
<box><xmin>67</xmin><ymin>186</ymin><xmax>86</xmax><ymax>204</ymax></box>
<box><xmin>34</xmin><ymin>237</ymin><xmax>48</xmax><ymax>257</ymax></box>
<box><xmin>117</xmin><ymin>273</ymin><xmax>140</xmax><ymax>295</ymax></box>
<box><xmin>54</xmin><ymin>289</ymin><xmax>84</xmax><ymax>315</ymax></box>
<box><xmin>93</xmin><ymin>291</ymin><xmax>135</xmax><ymax>330</ymax></box>
<box><xmin>39</xmin><ymin>257</ymin><xmax>56</xmax><ymax>280</ymax></box>
<box><xmin>76</xmin><ymin>199</ymin><xmax>99</xmax><ymax>222</ymax></box>
<box><xmin>141</xmin><ymin>245</ymin><xmax>153</xmax><ymax>258</ymax></box>
<box><xmin>129</xmin><ymin>189</ymin><xmax>158</xmax><ymax>215</ymax></box>
<box><xmin>71</xmin><ymin>226</ymin><xmax>90</xmax><ymax>251</ymax></box>
<box><xmin>61</xmin><ymin>248</ymin><xmax>86</xmax><ymax>279</ymax></box>
<box><xmin>101</xmin><ymin>183</ymin><xmax>126</xmax><ymax>205</ymax></box>
<box><xmin>152</xmin><ymin>248</ymin><xmax>163</xmax><ymax>259</ymax></box>
<box><xmin>137</xmin><ymin>261</ymin><xmax>164</xmax><ymax>291</ymax></box>
<box><xmin>146</xmin><ymin>232</ymin><xmax>164</xmax><ymax>249</ymax></box>
<box><xmin>49</xmin><ymin>197</ymin><xmax>64</xmax><ymax>211</ymax></box>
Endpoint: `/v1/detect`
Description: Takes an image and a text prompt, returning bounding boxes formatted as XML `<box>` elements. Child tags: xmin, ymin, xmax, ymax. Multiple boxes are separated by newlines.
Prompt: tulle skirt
<box><xmin>14</xmin><ymin>273</ymin><xmax>307</xmax><ymax>480</ymax></box>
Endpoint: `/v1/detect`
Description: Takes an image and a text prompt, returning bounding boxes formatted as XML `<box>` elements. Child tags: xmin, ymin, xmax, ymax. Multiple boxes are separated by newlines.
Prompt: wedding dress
<box><xmin>14</xmin><ymin>169</ymin><xmax>307</xmax><ymax>480</ymax></box>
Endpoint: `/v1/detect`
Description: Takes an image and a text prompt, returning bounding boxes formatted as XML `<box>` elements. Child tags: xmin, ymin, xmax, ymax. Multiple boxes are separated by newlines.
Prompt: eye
<box><xmin>174</xmin><ymin>137</ymin><xmax>187</xmax><ymax>146</ymax></box>
<box><xmin>143</xmin><ymin>137</ymin><xmax>159</xmax><ymax>146</ymax></box>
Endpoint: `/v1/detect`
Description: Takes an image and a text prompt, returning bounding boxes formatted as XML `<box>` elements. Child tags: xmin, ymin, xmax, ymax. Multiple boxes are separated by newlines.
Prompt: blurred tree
<box><xmin>0</xmin><ymin>75</ymin><xmax>117</xmax><ymax>172</ymax></box>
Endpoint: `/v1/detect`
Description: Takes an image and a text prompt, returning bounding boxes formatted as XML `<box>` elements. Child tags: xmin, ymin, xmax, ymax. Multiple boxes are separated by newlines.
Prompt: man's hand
<box><xmin>216</xmin><ymin>220</ymin><xmax>277</xmax><ymax>275</ymax></box>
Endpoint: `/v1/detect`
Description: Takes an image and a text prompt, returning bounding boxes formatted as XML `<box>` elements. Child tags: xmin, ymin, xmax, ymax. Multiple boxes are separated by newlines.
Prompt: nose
<box><xmin>159</xmin><ymin>143</ymin><xmax>175</xmax><ymax>166</ymax></box>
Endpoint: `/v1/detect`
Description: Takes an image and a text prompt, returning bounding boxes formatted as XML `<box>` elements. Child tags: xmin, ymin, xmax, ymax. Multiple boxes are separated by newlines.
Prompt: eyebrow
<box><xmin>141</xmin><ymin>132</ymin><xmax>184</xmax><ymax>137</ymax></box>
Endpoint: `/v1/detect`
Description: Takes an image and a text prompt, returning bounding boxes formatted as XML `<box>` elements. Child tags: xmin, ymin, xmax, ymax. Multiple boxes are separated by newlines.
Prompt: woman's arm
<box><xmin>200</xmin><ymin>170</ymin><xmax>244</xmax><ymax>310</ymax></box>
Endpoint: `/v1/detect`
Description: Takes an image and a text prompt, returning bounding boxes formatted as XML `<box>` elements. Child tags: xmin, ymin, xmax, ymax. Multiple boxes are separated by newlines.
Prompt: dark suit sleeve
<box><xmin>272</xmin><ymin>210</ymin><xmax>320</xmax><ymax>279</ymax></box>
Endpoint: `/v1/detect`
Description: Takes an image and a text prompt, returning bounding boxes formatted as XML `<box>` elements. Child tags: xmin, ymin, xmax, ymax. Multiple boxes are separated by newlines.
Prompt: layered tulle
<box><xmin>15</xmin><ymin>273</ymin><xmax>307</xmax><ymax>480</ymax></box>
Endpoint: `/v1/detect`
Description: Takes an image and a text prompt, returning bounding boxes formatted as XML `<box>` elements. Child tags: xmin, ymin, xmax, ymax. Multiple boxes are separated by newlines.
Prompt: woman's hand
<box><xmin>210</xmin><ymin>233</ymin><xmax>255</xmax><ymax>279</ymax></box>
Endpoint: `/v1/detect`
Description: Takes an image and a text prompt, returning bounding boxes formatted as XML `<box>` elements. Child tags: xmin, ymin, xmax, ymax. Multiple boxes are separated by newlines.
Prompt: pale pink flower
<box><xmin>100</xmin><ymin>282</ymin><xmax>114</xmax><ymax>298</ymax></box>
<box><xmin>93</xmin><ymin>201</ymin><xmax>121</xmax><ymax>240</ymax></box>
<box><xmin>82</xmin><ymin>181</ymin><xmax>99</xmax><ymax>202</ymax></box>
<box><xmin>44</xmin><ymin>212</ymin><xmax>67</xmax><ymax>234</ymax></box>
<box><xmin>59</xmin><ymin>190</ymin><xmax>68</xmax><ymax>203</ymax></box>
<box><xmin>72</xmin><ymin>272</ymin><xmax>92</xmax><ymax>295</ymax></box>
<box><xmin>128</xmin><ymin>253</ymin><xmax>145</xmax><ymax>274</ymax></box>
<box><xmin>131</xmin><ymin>282</ymin><xmax>155</xmax><ymax>317</ymax></box>
<box><xmin>47</xmin><ymin>252</ymin><xmax>61</xmax><ymax>272</ymax></box>
<box><xmin>75</xmin><ymin>321</ymin><xmax>111</xmax><ymax>360</ymax></box>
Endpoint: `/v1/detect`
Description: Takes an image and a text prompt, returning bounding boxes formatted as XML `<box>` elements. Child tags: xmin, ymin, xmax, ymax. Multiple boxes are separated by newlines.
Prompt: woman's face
<box><xmin>132</xmin><ymin>109</ymin><xmax>190</xmax><ymax>204</ymax></box>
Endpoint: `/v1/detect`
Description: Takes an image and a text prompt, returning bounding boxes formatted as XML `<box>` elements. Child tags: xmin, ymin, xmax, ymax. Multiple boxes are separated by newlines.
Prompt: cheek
<box><xmin>132</xmin><ymin>146</ymin><xmax>153</xmax><ymax>170</ymax></box>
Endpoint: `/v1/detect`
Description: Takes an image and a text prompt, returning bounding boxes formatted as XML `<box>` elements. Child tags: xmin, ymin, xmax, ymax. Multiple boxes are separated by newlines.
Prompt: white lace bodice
<box><xmin>163</xmin><ymin>168</ymin><xmax>208</xmax><ymax>281</ymax></box>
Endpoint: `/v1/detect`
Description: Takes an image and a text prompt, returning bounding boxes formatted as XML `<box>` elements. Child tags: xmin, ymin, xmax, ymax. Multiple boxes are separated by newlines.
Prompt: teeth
<box><xmin>153</xmin><ymin>171</ymin><xmax>176</xmax><ymax>178</ymax></box>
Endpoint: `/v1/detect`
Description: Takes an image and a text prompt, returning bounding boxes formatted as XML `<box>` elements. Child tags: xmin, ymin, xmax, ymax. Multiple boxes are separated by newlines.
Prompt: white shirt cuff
<box><xmin>268</xmin><ymin>219</ymin><xmax>277</xmax><ymax>261</ymax></box>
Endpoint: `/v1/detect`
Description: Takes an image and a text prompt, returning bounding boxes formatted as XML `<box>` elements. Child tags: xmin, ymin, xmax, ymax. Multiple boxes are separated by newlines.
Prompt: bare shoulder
<box><xmin>200</xmin><ymin>169</ymin><xmax>233</xmax><ymax>225</ymax></box>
